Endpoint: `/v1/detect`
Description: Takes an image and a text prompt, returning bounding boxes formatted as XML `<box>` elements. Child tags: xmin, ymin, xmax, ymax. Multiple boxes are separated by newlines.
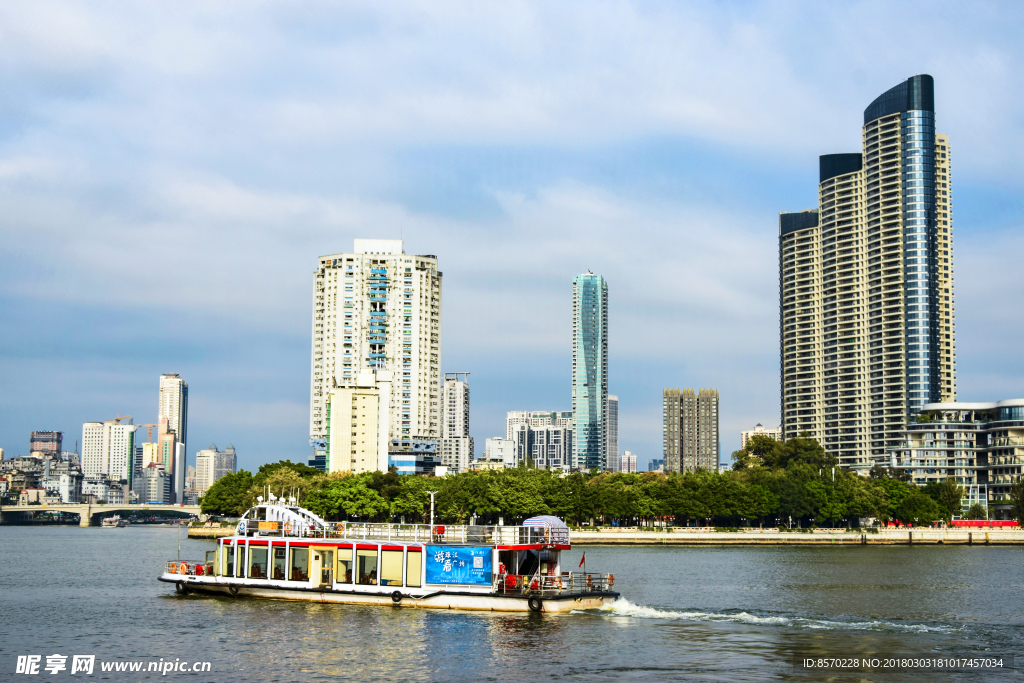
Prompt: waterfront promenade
<box><xmin>571</xmin><ymin>526</ymin><xmax>1024</xmax><ymax>545</ymax></box>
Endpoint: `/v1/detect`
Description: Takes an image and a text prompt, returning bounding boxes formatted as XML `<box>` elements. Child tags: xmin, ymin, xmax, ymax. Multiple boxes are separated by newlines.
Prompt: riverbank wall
<box><xmin>187</xmin><ymin>526</ymin><xmax>234</xmax><ymax>539</ymax></box>
<box><xmin>571</xmin><ymin>528</ymin><xmax>1024</xmax><ymax>545</ymax></box>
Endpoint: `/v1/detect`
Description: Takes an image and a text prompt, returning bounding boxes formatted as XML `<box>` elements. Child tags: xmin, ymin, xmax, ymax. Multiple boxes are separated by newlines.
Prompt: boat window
<box><xmin>291</xmin><ymin>547</ymin><xmax>309</xmax><ymax>582</ymax></box>
<box><xmin>380</xmin><ymin>551</ymin><xmax>403</xmax><ymax>586</ymax></box>
<box><xmin>225</xmin><ymin>543</ymin><xmax>234</xmax><ymax>577</ymax></box>
<box><xmin>250</xmin><ymin>547</ymin><xmax>268</xmax><ymax>578</ymax></box>
<box><xmin>272</xmin><ymin>545</ymin><xmax>287</xmax><ymax>580</ymax></box>
<box><xmin>337</xmin><ymin>548</ymin><xmax>352</xmax><ymax>584</ymax></box>
<box><xmin>405</xmin><ymin>551</ymin><xmax>422</xmax><ymax>588</ymax></box>
<box><xmin>236</xmin><ymin>546</ymin><xmax>246</xmax><ymax>578</ymax></box>
<box><xmin>356</xmin><ymin>549</ymin><xmax>378</xmax><ymax>585</ymax></box>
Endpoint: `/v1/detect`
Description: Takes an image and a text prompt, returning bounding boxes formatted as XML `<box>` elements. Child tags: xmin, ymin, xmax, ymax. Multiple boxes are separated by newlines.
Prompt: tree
<box><xmin>965</xmin><ymin>503</ymin><xmax>987</xmax><ymax>520</ymax></box>
<box><xmin>200</xmin><ymin>470</ymin><xmax>254</xmax><ymax>516</ymax></box>
<box><xmin>1010</xmin><ymin>480</ymin><xmax>1024</xmax><ymax>526</ymax></box>
<box><xmin>893</xmin><ymin>491</ymin><xmax>941</xmax><ymax>527</ymax></box>
<box><xmin>935</xmin><ymin>478</ymin><xmax>964</xmax><ymax>521</ymax></box>
<box><xmin>732</xmin><ymin>434</ymin><xmax>781</xmax><ymax>470</ymax></box>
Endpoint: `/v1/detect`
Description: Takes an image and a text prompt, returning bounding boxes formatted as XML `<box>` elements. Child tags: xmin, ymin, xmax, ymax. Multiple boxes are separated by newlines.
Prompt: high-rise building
<box><xmin>648</xmin><ymin>458</ymin><xmax>665</xmax><ymax>472</ymax></box>
<box><xmin>325</xmin><ymin>369</ymin><xmax>393</xmax><ymax>474</ymax></box>
<box><xmin>572</xmin><ymin>271</ymin><xmax>609</xmax><ymax>471</ymax></box>
<box><xmin>620</xmin><ymin>451</ymin><xmax>637</xmax><ymax>473</ymax></box>
<box><xmin>309</xmin><ymin>239</ymin><xmax>442</xmax><ymax>458</ymax></box>
<box><xmin>81</xmin><ymin>419</ymin><xmax>138</xmax><ymax>485</ymax></box>
<box><xmin>780</xmin><ymin>74</ymin><xmax>955</xmax><ymax>472</ymax></box>
<box><xmin>30</xmin><ymin>431</ymin><xmax>63</xmax><ymax>458</ymax></box>
<box><xmin>506</xmin><ymin>411</ymin><xmax>574</xmax><ymax>471</ymax></box>
<box><xmin>740</xmin><ymin>424</ymin><xmax>782</xmax><ymax>449</ymax></box>
<box><xmin>663</xmin><ymin>388</ymin><xmax>720</xmax><ymax>472</ymax></box>
<box><xmin>440</xmin><ymin>373</ymin><xmax>474</xmax><ymax>472</ymax></box>
<box><xmin>195</xmin><ymin>444</ymin><xmax>238</xmax><ymax>495</ymax></box>
<box><xmin>158</xmin><ymin>373</ymin><xmax>188</xmax><ymax>502</ymax></box>
<box><xmin>606</xmin><ymin>395</ymin><xmax>619</xmax><ymax>472</ymax></box>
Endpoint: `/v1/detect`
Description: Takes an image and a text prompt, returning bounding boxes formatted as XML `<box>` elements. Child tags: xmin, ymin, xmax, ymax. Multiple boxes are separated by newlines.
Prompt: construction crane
<box><xmin>113</xmin><ymin>414</ymin><xmax>132</xmax><ymax>424</ymax></box>
<box><xmin>138</xmin><ymin>424</ymin><xmax>160</xmax><ymax>443</ymax></box>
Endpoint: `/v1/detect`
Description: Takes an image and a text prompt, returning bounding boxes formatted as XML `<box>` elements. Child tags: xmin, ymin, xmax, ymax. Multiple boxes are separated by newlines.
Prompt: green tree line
<box><xmin>199</xmin><ymin>436</ymin><xmax>1014</xmax><ymax>527</ymax></box>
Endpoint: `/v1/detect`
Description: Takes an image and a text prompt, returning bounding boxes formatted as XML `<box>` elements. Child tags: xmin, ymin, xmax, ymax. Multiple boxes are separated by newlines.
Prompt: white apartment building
<box><xmin>620</xmin><ymin>451</ymin><xmax>637</xmax><ymax>473</ymax></box>
<box><xmin>440</xmin><ymin>372</ymin><xmax>474</xmax><ymax>472</ymax></box>
<box><xmin>195</xmin><ymin>444</ymin><xmax>238</xmax><ymax>496</ymax></box>
<box><xmin>158</xmin><ymin>373</ymin><xmax>188</xmax><ymax>502</ymax></box>
<box><xmin>326</xmin><ymin>369</ymin><xmax>393</xmax><ymax>474</ymax></box>
<box><xmin>310</xmin><ymin>239</ymin><xmax>442</xmax><ymax>453</ymax></box>
<box><xmin>484</xmin><ymin>438</ymin><xmax>517</xmax><ymax>468</ymax></box>
<box><xmin>607</xmin><ymin>395</ymin><xmax>619</xmax><ymax>472</ymax></box>
<box><xmin>81</xmin><ymin>420</ymin><xmax>138</xmax><ymax>484</ymax></box>
<box><xmin>740</xmin><ymin>424</ymin><xmax>782</xmax><ymax>449</ymax></box>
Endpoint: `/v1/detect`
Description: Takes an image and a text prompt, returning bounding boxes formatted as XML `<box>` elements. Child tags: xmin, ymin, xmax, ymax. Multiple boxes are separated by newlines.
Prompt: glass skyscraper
<box><xmin>572</xmin><ymin>271</ymin><xmax>608</xmax><ymax>471</ymax></box>
<box><xmin>780</xmin><ymin>74</ymin><xmax>956</xmax><ymax>471</ymax></box>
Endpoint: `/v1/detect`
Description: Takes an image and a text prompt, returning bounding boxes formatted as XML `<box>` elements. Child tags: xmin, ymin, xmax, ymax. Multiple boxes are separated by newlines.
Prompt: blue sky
<box><xmin>1</xmin><ymin>1</ymin><xmax>1023</xmax><ymax>472</ymax></box>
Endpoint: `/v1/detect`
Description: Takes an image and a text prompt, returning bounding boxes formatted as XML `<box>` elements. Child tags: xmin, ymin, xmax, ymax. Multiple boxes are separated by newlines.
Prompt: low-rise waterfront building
<box><xmin>133</xmin><ymin>463</ymin><xmax>171</xmax><ymax>504</ymax></box>
<box><xmin>889</xmin><ymin>399</ymin><xmax>1024</xmax><ymax>517</ymax></box>
<box><xmin>484</xmin><ymin>437</ymin><xmax>518</xmax><ymax>468</ymax></box>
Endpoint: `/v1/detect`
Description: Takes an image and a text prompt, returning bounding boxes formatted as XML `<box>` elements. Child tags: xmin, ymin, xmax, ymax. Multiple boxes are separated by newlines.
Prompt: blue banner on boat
<box><xmin>425</xmin><ymin>546</ymin><xmax>492</xmax><ymax>585</ymax></box>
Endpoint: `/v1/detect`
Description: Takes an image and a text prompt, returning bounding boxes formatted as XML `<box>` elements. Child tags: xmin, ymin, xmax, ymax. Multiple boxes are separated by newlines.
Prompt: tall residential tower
<box><xmin>440</xmin><ymin>372</ymin><xmax>474</xmax><ymax>472</ymax></box>
<box><xmin>310</xmin><ymin>240</ymin><xmax>442</xmax><ymax>458</ymax></box>
<box><xmin>663</xmin><ymin>388</ymin><xmax>720</xmax><ymax>472</ymax></box>
<box><xmin>780</xmin><ymin>74</ymin><xmax>956</xmax><ymax>471</ymax></box>
<box><xmin>572</xmin><ymin>272</ymin><xmax>608</xmax><ymax>471</ymax></box>
<box><xmin>158</xmin><ymin>373</ymin><xmax>188</xmax><ymax>503</ymax></box>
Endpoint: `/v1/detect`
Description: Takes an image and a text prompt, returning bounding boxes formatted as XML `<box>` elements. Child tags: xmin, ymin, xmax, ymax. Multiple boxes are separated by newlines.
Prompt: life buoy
<box><xmin>527</xmin><ymin>596</ymin><xmax>543</xmax><ymax>613</ymax></box>
<box><xmin>179</xmin><ymin>563</ymin><xmax>189</xmax><ymax>575</ymax></box>
<box><xmin>608</xmin><ymin>574</ymin><xmax>615</xmax><ymax>587</ymax></box>
<box><xmin>555</xmin><ymin>577</ymin><xmax>562</xmax><ymax>590</ymax></box>
<box><xmin>283</xmin><ymin>522</ymin><xmax>293</xmax><ymax>533</ymax></box>
<box><xmin>391</xmin><ymin>591</ymin><xmax>403</xmax><ymax>604</ymax></box>
<box><xmin>586</xmin><ymin>575</ymin><xmax>593</xmax><ymax>589</ymax></box>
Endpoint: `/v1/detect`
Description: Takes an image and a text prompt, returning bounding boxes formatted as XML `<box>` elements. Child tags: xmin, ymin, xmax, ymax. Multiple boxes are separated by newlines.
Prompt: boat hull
<box><xmin>159</xmin><ymin>573</ymin><xmax>617</xmax><ymax>613</ymax></box>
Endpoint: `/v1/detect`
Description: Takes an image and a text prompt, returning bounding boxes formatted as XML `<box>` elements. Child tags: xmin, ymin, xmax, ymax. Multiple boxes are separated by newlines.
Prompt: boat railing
<box><xmin>164</xmin><ymin>560</ymin><xmax>214</xmax><ymax>577</ymax></box>
<box><xmin>495</xmin><ymin>571</ymin><xmax>614</xmax><ymax>595</ymax></box>
<box><xmin>245</xmin><ymin>522</ymin><xmax>570</xmax><ymax>545</ymax></box>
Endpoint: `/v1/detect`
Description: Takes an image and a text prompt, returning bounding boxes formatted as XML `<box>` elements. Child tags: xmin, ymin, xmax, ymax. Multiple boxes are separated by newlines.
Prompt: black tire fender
<box><xmin>528</xmin><ymin>596</ymin><xmax>543</xmax><ymax>613</ymax></box>
<box><xmin>391</xmin><ymin>591</ymin><xmax>403</xmax><ymax>604</ymax></box>
<box><xmin>175</xmin><ymin>581</ymin><xmax>188</xmax><ymax>595</ymax></box>
<box><xmin>229</xmin><ymin>585</ymin><xmax>239</xmax><ymax>596</ymax></box>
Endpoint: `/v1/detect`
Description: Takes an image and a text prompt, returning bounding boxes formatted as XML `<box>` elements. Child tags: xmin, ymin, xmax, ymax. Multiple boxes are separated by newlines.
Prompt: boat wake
<box><xmin>579</xmin><ymin>599</ymin><xmax>959</xmax><ymax>633</ymax></box>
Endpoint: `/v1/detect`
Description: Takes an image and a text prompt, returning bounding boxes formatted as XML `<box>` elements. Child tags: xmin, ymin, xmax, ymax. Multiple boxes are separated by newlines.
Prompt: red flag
<box><xmin>578</xmin><ymin>552</ymin><xmax>586</xmax><ymax>568</ymax></box>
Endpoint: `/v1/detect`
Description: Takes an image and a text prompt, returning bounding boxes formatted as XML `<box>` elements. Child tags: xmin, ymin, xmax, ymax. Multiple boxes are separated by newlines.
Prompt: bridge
<box><xmin>0</xmin><ymin>502</ymin><xmax>202</xmax><ymax>526</ymax></box>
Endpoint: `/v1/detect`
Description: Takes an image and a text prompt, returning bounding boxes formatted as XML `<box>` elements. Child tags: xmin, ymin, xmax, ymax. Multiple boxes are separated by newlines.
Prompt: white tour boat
<box><xmin>101</xmin><ymin>515</ymin><xmax>126</xmax><ymax>527</ymax></box>
<box><xmin>159</xmin><ymin>497</ymin><xmax>618</xmax><ymax>613</ymax></box>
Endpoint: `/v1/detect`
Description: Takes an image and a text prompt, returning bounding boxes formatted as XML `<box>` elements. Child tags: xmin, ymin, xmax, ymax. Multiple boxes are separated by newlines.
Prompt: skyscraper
<box><xmin>663</xmin><ymin>388</ymin><xmax>720</xmax><ymax>472</ymax></box>
<box><xmin>158</xmin><ymin>373</ymin><xmax>188</xmax><ymax>503</ymax></box>
<box><xmin>606</xmin><ymin>395</ymin><xmax>619</xmax><ymax>472</ymax></box>
<box><xmin>440</xmin><ymin>372</ymin><xmax>474</xmax><ymax>472</ymax></box>
<box><xmin>572</xmin><ymin>272</ymin><xmax>608</xmax><ymax>471</ymax></box>
<box><xmin>780</xmin><ymin>74</ymin><xmax>955</xmax><ymax>471</ymax></box>
<box><xmin>310</xmin><ymin>240</ymin><xmax>442</xmax><ymax>456</ymax></box>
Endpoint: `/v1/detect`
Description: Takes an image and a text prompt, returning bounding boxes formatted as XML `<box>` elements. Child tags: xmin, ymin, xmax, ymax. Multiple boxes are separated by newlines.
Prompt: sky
<box><xmin>2</xmin><ymin>1</ymin><xmax>1023</xmax><ymax>473</ymax></box>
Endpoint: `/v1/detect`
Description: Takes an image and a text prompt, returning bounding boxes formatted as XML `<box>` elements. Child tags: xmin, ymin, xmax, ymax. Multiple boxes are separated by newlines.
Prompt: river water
<box><xmin>1</xmin><ymin>525</ymin><xmax>1021</xmax><ymax>682</ymax></box>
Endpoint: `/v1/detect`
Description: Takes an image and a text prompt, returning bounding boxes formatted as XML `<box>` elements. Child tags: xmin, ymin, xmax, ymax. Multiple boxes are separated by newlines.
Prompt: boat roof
<box><xmin>523</xmin><ymin>516</ymin><xmax>569</xmax><ymax>531</ymax></box>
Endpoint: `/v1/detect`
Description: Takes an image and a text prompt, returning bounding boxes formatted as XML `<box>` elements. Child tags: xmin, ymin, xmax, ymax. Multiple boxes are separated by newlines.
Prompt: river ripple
<box><xmin>1</xmin><ymin>525</ymin><xmax>1020</xmax><ymax>682</ymax></box>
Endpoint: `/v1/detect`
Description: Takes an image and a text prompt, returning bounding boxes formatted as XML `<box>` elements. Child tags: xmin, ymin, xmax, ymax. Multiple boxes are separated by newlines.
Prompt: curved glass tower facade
<box><xmin>781</xmin><ymin>74</ymin><xmax>956</xmax><ymax>471</ymax></box>
<box><xmin>572</xmin><ymin>272</ymin><xmax>608</xmax><ymax>471</ymax></box>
